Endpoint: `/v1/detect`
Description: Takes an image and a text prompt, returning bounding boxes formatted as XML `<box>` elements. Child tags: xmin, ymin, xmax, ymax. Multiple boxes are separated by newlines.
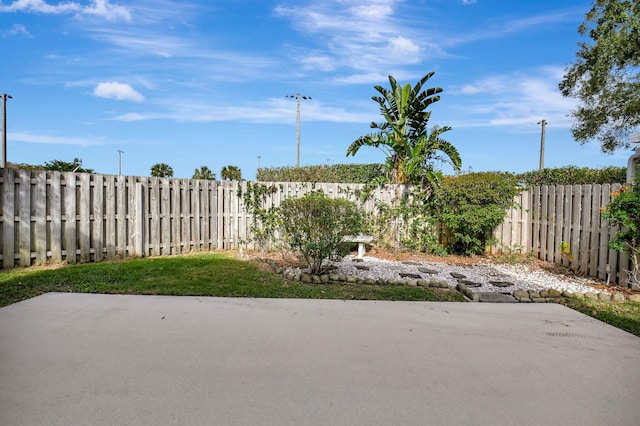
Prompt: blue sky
<box><xmin>0</xmin><ymin>0</ymin><xmax>633</xmax><ymax>179</ymax></box>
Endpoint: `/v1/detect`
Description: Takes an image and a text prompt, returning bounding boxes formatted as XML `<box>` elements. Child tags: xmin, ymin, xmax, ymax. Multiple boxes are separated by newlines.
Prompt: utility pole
<box><xmin>117</xmin><ymin>150</ymin><xmax>124</xmax><ymax>175</ymax></box>
<box><xmin>286</xmin><ymin>93</ymin><xmax>311</xmax><ymax>167</ymax></box>
<box><xmin>1</xmin><ymin>94</ymin><xmax>12</xmax><ymax>168</ymax></box>
<box><xmin>257</xmin><ymin>155</ymin><xmax>261</xmax><ymax>170</ymax></box>
<box><xmin>537</xmin><ymin>119</ymin><xmax>547</xmax><ymax>170</ymax></box>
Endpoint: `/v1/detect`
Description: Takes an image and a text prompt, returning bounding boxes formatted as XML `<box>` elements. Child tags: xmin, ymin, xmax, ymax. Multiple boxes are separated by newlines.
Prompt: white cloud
<box><xmin>0</xmin><ymin>0</ymin><xmax>131</xmax><ymax>22</ymax></box>
<box><xmin>447</xmin><ymin>67</ymin><xmax>577</xmax><ymax>130</ymax></box>
<box><xmin>1</xmin><ymin>23</ymin><xmax>31</xmax><ymax>37</ymax></box>
<box><xmin>93</xmin><ymin>81</ymin><xmax>144</xmax><ymax>102</ymax></box>
<box><xmin>11</xmin><ymin>131</ymin><xmax>104</xmax><ymax>146</ymax></box>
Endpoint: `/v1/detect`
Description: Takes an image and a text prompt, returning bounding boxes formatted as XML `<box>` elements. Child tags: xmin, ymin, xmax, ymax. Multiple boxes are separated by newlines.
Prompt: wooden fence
<box><xmin>0</xmin><ymin>168</ymin><xmax>634</xmax><ymax>285</ymax></box>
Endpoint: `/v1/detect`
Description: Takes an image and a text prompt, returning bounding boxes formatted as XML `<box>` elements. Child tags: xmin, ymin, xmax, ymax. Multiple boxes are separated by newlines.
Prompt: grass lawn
<box><xmin>1</xmin><ymin>252</ymin><xmax>638</xmax><ymax>337</ymax></box>
<box><xmin>0</xmin><ymin>252</ymin><xmax>462</xmax><ymax>308</ymax></box>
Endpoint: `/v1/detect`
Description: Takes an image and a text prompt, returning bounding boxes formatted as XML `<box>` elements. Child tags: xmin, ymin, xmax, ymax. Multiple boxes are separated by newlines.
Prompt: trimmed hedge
<box><xmin>516</xmin><ymin>166</ymin><xmax>625</xmax><ymax>186</ymax></box>
<box><xmin>257</xmin><ymin>163</ymin><xmax>385</xmax><ymax>183</ymax></box>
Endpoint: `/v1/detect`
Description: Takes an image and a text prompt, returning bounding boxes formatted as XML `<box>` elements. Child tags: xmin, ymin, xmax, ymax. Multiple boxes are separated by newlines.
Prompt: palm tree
<box><xmin>221</xmin><ymin>165</ymin><xmax>242</xmax><ymax>181</ymax></box>
<box><xmin>192</xmin><ymin>166</ymin><xmax>216</xmax><ymax>180</ymax></box>
<box><xmin>150</xmin><ymin>163</ymin><xmax>173</xmax><ymax>177</ymax></box>
<box><xmin>346</xmin><ymin>72</ymin><xmax>461</xmax><ymax>186</ymax></box>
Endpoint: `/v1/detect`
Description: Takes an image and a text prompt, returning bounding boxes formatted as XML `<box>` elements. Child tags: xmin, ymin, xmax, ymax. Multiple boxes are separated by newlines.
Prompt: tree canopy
<box><xmin>221</xmin><ymin>165</ymin><xmax>242</xmax><ymax>181</ymax></box>
<box><xmin>346</xmin><ymin>72</ymin><xmax>460</xmax><ymax>186</ymax></box>
<box><xmin>192</xmin><ymin>166</ymin><xmax>216</xmax><ymax>180</ymax></box>
<box><xmin>150</xmin><ymin>163</ymin><xmax>173</xmax><ymax>177</ymax></box>
<box><xmin>559</xmin><ymin>0</ymin><xmax>640</xmax><ymax>152</ymax></box>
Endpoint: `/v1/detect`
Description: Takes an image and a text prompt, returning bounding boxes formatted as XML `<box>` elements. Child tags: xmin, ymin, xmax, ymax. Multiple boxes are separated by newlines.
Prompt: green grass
<box><xmin>0</xmin><ymin>252</ymin><xmax>462</xmax><ymax>307</ymax></box>
<box><xmin>557</xmin><ymin>298</ymin><xmax>640</xmax><ymax>337</ymax></box>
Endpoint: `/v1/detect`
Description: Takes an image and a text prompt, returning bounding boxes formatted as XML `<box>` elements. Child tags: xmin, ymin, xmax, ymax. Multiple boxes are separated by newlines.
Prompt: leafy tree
<box><xmin>43</xmin><ymin>158</ymin><xmax>94</xmax><ymax>173</ymax></box>
<box><xmin>192</xmin><ymin>166</ymin><xmax>216</xmax><ymax>180</ymax></box>
<box><xmin>150</xmin><ymin>163</ymin><xmax>173</xmax><ymax>177</ymax></box>
<box><xmin>559</xmin><ymin>0</ymin><xmax>640</xmax><ymax>152</ymax></box>
<box><xmin>346</xmin><ymin>72</ymin><xmax>461</xmax><ymax>186</ymax></box>
<box><xmin>221</xmin><ymin>165</ymin><xmax>242</xmax><ymax>181</ymax></box>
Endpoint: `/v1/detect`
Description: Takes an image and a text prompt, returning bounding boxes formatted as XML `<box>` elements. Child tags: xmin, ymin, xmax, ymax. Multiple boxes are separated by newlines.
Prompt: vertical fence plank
<box><xmin>17</xmin><ymin>169</ymin><xmax>31</xmax><ymax>267</ymax></box>
<box><xmin>578</xmin><ymin>184</ymin><xmax>591</xmax><ymax>273</ymax></box>
<box><xmin>192</xmin><ymin>180</ymin><xmax>201</xmax><ymax>251</ymax></box>
<box><xmin>49</xmin><ymin>171</ymin><xmax>62</xmax><ymax>264</ymax></box>
<box><xmin>607</xmin><ymin>183</ymin><xmax>621</xmax><ymax>283</ymax></box>
<box><xmin>116</xmin><ymin>175</ymin><xmax>127</xmax><ymax>258</ymax></box>
<box><xmin>133</xmin><ymin>181</ymin><xmax>144</xmax><ymax>257</ymax></box>
<box><xmin>149</xmin><ymin>177</ymin><xmax>160</xmax><ymax>256</ymax></box>
<box><xmin>171</xmin><ymin>178</ymin><xmax>181</xmax><ymax>254</ymax></box>
<box><xmin>589</xmin><ymin>184</ymin><xmax>601</xmax><ymax>277</ymax></box>
<box><xmin>104</xmin><ymin>175</ymin><xmax>116</xmax><ymax>260</ymax></box>
<box><xmin>539</xmin><ymin>186</ymin><xmax>548</xmax><ymax>261</ymax></box>
<box><xmin>569</xmin><ymin>185</ymin><xmax>581</xmax><ymax>271</ymax></box>
<box><xmin>531</xmin><ymin>186</ymin><xmax>541</xmax><ymax>256</ymax></box>
<box><xmin>93</xmin><ymin>174</ymin><xmax>104</xmax><ymax>262</ymax></box>
<box><xmin>33</xmin><ymin>171</ymin><xmax>47</xmax><ymax>265</ymax></box>
<box><xmin>181</xmin><ymin>179</ymin><xmax>190</xmax><ymax>252</ymax></box>
<box><xmin>598</xmin><ymin>184</ymin><xmax>611</xmax><ymax>281</ymax></box>
<box><xmin>160</xmin><ymin>178</ymin><xmax>171</xmax><ymax>255</ymax></box>
<box><xmin>63</xmin><ymin>172</ymin><xmax>77</xmax><ymax>264</ymax></box>
<box><xmin>2</xmin><ymin>168</ymin><xmax>15</xmax><ymax>268</ymax></box>
<box><xmin>78</xmin><ymin>173</ymin><xmax>91</xmax><ymax>263</ymax></box>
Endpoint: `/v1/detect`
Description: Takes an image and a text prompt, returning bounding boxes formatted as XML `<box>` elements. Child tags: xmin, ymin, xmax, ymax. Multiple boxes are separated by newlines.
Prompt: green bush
<box><xmin>433</xmin><ymin>172</ymin><xmax>521</xmax><ymax>256</ymax></box>
<box><xmin>257</xmin><ymin>163</ymin><xmax>385</xmax><ymax>183</ymax></box>
<box><xmin>280</xmin><ymin>191</ymin><xmax>365</xmax><ymax>273</ymax></box>
<box><xmin>517</xmin><ymin>166</ymin><xmax>625</xmax><ymax>186</ymax></box>
<box><xmin>601</xmin><ymin>170</ymin><xmax>640</xmax><ymax>286</ymax></box>
<box><xmin>240</xmin><ymin>182</ymin><xmax>282</xmax><ymax>253</ymax></box>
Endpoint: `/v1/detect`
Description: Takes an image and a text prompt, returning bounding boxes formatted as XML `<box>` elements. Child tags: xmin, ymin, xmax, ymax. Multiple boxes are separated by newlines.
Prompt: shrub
<box><xmin>517</xmin><ymin>166</ymin><xmax>625</xmax><ymax>186</ymax></box>
<box><xmin>433</xmin><ymin>172</ymin><xmax>520</xmax><ymax>256</ymax></box>
<box><xmin>279</xmin><ymin>191</ymin><xmax>365</xmax><ymax>273</ymax></box>
<box><xmin>240</xmin><ymin>182</ymin><xmax>282</xmax><ymax>253</ymax></box>
<box><xmin>601</xmin><ymin>170</ymin><xmax>640</xmax><ymax>286</ymax></box>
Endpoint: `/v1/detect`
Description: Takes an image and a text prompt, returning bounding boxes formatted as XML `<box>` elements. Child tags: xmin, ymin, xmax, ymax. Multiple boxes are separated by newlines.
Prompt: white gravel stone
<box><xmin>287</xmin><ymin>255</ymin><xmax>610</xmax><ymax>295</ymax></box>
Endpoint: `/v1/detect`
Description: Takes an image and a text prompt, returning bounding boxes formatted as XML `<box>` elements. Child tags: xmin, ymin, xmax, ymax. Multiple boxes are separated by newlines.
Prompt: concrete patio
<box><xmin>1</xmin><ymin>293</ymin><xmax>639</xmax><ymax>425</ymax></box>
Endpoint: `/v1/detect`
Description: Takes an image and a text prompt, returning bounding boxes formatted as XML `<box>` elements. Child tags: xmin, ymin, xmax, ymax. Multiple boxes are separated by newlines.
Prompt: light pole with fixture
<box><xmin>537</xmin><ymin>119</ymin><xmax>547</xmax><ymax>170</ymax></box>
<box><xmin>1</xmin><ymin>93</ymin><xmax>12</xmax><ymax>168</ymax></box>
<box><xmin>285</xmin><ymin>93</ymin><xmax>311</xmax><ymax>167</ymax></box>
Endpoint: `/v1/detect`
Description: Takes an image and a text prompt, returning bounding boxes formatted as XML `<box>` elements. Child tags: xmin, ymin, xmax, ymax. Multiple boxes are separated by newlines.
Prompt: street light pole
<box><xmin>286</xmin><ymin>93</ymin><xmax>311</xmax><ymax>167</ymax></box>
<box><xmin>1</xmin><ymin>94</ymin><xmax>13</xmax><ymax>168</ymax></box>
<box><xmin>117</xmin><ymin>150</ymin><xmax>124</xmax><ymax>176</ymax></box>
<box><xmin>537</xmin><ymin>119</ymin><xmax>547</xmax><ymax>170</ymax></box>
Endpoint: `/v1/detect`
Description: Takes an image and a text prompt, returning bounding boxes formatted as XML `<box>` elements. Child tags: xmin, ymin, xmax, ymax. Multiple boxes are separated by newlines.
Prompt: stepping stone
<box><xmin>352</xmin><ymin>258</ymin><xmax>364</xmax><ymax>263</ymax></box>
<box><xmin>400</xmin><ymin>273</ymin><xmax>422</xmax><ymax>279</ymax></box>
<box><xmin>401</xmin><ymin>261</ymin><xmax>420</xmax><ymax>265</ymax></box>
<box><xmin>355</xmin><ymin>265</ymin><xmax>370</xmax><ymax>271</ymax></box>
<box><xmin>477</xmin><ymin>292</ymin><xmax>517</xmax><ymax>303</ymax></box>
<box><xmin>418</xmin><ymin>267</ymin><xmax>439</xmax><ymax>274</ymax></box>
<box><xmin>450</xmin><ymin>272</ymin><xmax>466</xmax><ymax>279</ymax></box>
<box><xmin>458</xmin><ymin>279</ymin><xmax>481</xmax><ymax>287</ymax></box>
<box><xmin>490</xmin><ymin>280</ymin><xmax>514</xmax><ymax>287</ymax></box>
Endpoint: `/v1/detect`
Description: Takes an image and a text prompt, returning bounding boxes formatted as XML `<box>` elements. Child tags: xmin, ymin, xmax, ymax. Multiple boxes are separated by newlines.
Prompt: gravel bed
<box><xmin>319</xmin><ymin>255</ymin><xmax>610</xmax><ymax>294</ymax></box>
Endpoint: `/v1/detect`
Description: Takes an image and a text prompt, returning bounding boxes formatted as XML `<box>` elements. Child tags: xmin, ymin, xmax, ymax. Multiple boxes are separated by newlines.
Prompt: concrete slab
<box><xmin>1</xmin><ymin>293</ymin><xmax>639</xmax><ymax>426</ymax></box>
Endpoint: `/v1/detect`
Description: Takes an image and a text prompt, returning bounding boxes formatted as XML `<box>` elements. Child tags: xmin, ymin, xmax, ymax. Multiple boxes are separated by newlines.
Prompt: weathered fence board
<box><xmin>0</xmin><ymin>168</ymin><xmax>634</xmax><ymax>286</ymax></box>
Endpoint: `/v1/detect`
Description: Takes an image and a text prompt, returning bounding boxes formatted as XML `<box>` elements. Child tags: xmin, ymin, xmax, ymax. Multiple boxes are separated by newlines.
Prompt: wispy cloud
<box><xmin>11</xmin><ymin>131</ymin><xmax>105</xmax><ymax>146</ymax></box>
<box><xmin>447</xmin><ymin>67</ymin><xmax>576</xmax><ymax>130</ymax></box>
<box><xmin>0</xmin><ymin>23</ymin><xmax>31</xmax><ymax>37</ymax></box>
<box><xmin>93</xmin><ymin>81</ymin><xmax>145</xmax><ymax>102</ymax></box>
<box><xmin>0</xmin><ymin>0</ymin><xmax>132</xmax><ymax>22</ymax></box>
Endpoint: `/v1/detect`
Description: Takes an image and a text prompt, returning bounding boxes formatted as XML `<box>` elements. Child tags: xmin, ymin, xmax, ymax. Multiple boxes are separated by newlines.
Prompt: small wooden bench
<box><xmin>342</xmin><ymin>235</ymin><xmax>374</xmax><ymax>258</ymax></box>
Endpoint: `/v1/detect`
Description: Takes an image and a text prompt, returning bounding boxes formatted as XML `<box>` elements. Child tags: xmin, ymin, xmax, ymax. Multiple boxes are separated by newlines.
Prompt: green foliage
<box><xmin>150</xmin><ymin>163</ymin><xmax>173</xmax><ymax>177</ymax></box>
<box><xmin>559</xmin><ymin>0</ymin><xmax>640</xmax><ymax>152</ymax></box>
<box><xmin>601</xmin><ymin>170</ymin><xmax>640</xmax><ymax>285</ymax></box>
<box><xmin>280</xmin><ymin>191</ymin><xmax>365</xmax><ymax>274</ymax></box>
<box><xmin>517</xmin><ymin>166</ymin><xmax>626</xmax><ymax>186</ymax></box>
<box><xmin>433</xmin><ymin>172</ymin><xmax>521</xmax><ymax>256</ymax></box>
<box><xmin>346</xmin><ymin>72</ymin><xmax>461</xmax><ymax>186</ymax></box>
<box><xmin>192</xmin><ymin>166</ymin><xmax>216</xmax><ymax>180</ymax></box>
<box><xmin>43</xmin><ymin>158</ymin><xmax>94</xmax><ymax>173</ymax></box>
<box><xmin>221</xmin><ymin>165</ymin><xmax>242</xmax><ymax>181</ymax></box>
<box><xmin>241</xmin><ymin>182</ymin><xmax>282</xmax><ymax>253</ymax></box>
<box><xmin>257</xmin><ymin>163</ymin><xmax>386</xmax><ymax>183</ymax></box>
